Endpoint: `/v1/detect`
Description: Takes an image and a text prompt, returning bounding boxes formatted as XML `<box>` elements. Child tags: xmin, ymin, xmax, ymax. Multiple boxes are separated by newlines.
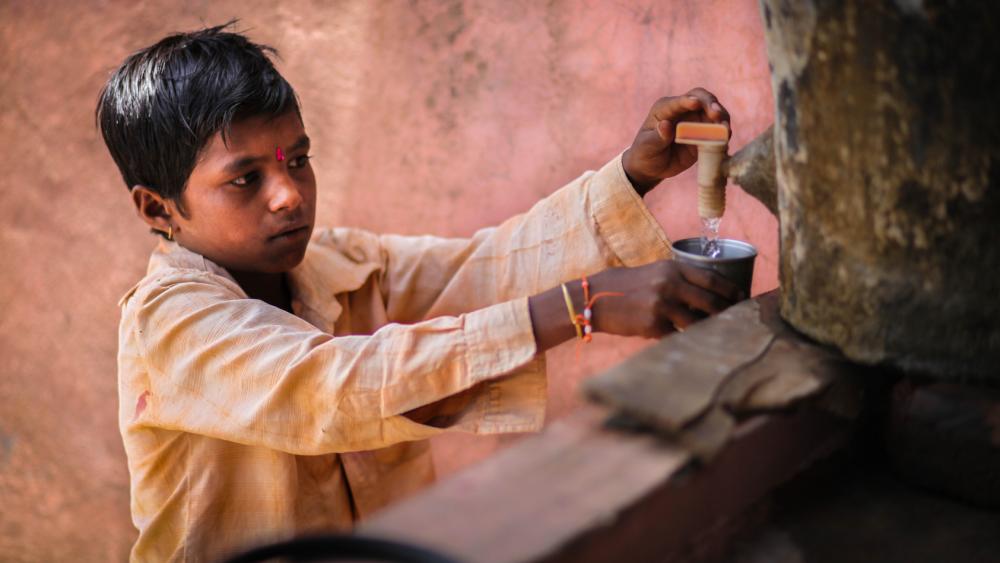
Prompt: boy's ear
<box><xmin>132</xmin><ymin>186</ymin><xmax>175</xmax><ymax>236</ymax></box>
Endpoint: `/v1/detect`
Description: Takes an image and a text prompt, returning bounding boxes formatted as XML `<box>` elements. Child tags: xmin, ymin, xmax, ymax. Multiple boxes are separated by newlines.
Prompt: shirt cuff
<box><xmin>393</xmin><ymin>299</ymin><xmax>545</xmax><ymax>437</ymax></box>
<box><xmin>463</xmin><ymin>297</ymin><xmax>538</xmax><ymax>384</ymax></box>
<box><xmin>589</xmin><ymin>152</ymin><xmax>673</xmax><ymax>267</ymax></box>
<box><xmin>460</xmin><ymin>298</ymin><xmax>546</xmax><ymax>434</ymax></box>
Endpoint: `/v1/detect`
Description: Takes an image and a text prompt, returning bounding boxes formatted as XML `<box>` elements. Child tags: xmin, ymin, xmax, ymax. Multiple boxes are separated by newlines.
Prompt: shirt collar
<box><xmin>119</xmin><ymin>233</ymin><xmax>380</xmax><ymax>332</ymax></box>
<box><xmin>286</xmin><ymin>234</ymin><xmax>380</xmax><ymax>330</ymax></box>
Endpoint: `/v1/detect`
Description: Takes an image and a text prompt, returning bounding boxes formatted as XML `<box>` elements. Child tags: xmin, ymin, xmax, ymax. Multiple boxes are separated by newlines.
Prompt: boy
<box><xmin>100</xmin><ymin>24</ymin><xmax>739</xmax><ymax>562</ymax></box>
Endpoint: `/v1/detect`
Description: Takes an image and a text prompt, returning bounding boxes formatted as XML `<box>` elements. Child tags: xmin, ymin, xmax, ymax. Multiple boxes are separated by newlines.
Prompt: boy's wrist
<box><xmin>622</xmin><ymin>148</ymin><xmax>661</xmax><ymax>196</ymax></box>
<box><xmin>528</xmin><ymin>281</ymin><xmax>585</xmax><ymax>352</ymax></box>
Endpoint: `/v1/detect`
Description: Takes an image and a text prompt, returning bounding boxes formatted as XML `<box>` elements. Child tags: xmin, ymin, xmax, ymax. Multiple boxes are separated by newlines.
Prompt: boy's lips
<box><xmin>270</xmin><ymin>224</ymin><xmax>310</xmax><ymax>240</ymax></box>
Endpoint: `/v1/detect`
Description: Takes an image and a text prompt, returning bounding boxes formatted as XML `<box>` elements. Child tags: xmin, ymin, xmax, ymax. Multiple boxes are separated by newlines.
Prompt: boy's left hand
<box><xmin>622</xmin><ymin>88</ymin><xmax>731</xmax><ymax>195</ymax></box>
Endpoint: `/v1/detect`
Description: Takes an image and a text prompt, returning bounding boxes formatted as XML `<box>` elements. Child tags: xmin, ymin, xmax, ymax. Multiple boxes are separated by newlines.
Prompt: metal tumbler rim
<box><xmin>670</xmin><ymin>238</ymin><xmax>758</xmax><ymax>263</ymax></box>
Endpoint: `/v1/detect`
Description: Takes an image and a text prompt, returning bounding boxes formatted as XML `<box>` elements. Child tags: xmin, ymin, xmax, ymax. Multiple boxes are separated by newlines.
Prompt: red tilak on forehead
<box><xmin>276</xmin><ymin>146</ymin><xmax>285</xmax><ymax>161</ymax></box>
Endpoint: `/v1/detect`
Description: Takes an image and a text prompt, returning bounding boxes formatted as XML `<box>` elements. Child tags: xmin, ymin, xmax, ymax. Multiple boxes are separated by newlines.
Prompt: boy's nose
<box><xmin>268</xmin><ymin>177</ymin><xmax>303</xmax><ymax>213</ymax></box>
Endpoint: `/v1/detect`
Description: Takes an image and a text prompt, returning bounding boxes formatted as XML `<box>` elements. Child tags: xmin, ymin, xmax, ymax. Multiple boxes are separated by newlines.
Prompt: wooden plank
<box><xmin>545</xmin><ymin>409</ymin><xmax>849</xmax><ymax>563</ymax></box>
<box><xmin>360</xmin><ymin>405</ymin><xmax>850</xmax><ymax>563</ymax></box>
<box><xmin>584</xmin><ymin>292</ymin><xmax>847</xmax><ymax>459</ymax></box>
<box><xmin>584</xmin><ymin>298</ymin><xmax>776</xmax><ymax>434</ymax></box>
<box><xmin>360</xmin><ymin>404</ymin><xmax>691</xmax><ymax>563</ymax></box>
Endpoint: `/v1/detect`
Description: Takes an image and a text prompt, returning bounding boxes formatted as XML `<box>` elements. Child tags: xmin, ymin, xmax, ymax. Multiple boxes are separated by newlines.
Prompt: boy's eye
<box><xmin>289</xmin><ymin>154</ymin><xmax>312</xmax><ymax>169</ymax></box>
<box><xmin>231</xmin><ymin>171</ymin><xmax>259</xmax><ymax>187</ymax></box>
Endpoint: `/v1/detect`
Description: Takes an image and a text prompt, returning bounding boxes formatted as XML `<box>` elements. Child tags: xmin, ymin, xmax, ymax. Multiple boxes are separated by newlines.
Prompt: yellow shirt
<box><xmin>117</xmin><ymin>154</ymin><xmax>671</xmax><ymax>562</ymax></box>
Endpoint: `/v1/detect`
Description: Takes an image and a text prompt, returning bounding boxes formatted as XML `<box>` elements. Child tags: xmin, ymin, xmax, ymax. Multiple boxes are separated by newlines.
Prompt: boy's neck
<box><xmin>229</xmin><ymin>270</ymin><xmax>293</xmax><ymax>313</ymax></box>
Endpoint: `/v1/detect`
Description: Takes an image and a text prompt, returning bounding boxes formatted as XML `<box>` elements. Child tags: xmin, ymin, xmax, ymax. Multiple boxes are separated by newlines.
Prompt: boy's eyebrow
<box><xmin>221</xmin><ymin>135</ymin><xmax>311</xmax><ymax>175</ymax></box>
<box><xmin>223</xmin><ymin>155</ymin><xmax>265</xmax><ymax>175</ymax></box>
<box><xmin>287</xmin><ymin>134</ymin><xmax>310</xmax><ymax>153</ymax></box>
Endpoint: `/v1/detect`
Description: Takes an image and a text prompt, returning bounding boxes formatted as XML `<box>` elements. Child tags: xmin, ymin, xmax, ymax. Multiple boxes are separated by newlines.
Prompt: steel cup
<box><xmin>670</xmin><ymin>238</ymin><xmax>757</xmax><ymax>298</ymax></box>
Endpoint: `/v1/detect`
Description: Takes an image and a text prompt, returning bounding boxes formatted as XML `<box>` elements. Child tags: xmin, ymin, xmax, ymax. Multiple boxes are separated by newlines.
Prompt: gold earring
<box><xmin>167</xmin><ymin>225</ymin><xmax>173</xmax><ymax>241</ymax></box>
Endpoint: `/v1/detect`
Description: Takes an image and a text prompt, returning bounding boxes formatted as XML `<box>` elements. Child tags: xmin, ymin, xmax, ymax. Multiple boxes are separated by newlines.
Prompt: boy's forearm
<box><xmin>405</xmin><ymin>288</ymin><xmax>580</xmax><ymax>428</ymax></box>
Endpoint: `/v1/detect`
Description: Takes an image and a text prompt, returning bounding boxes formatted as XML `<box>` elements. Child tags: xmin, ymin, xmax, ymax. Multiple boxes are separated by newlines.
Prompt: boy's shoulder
<box><xmin>118</xmin><ymin>240</ymin><xmax>238</xmax><ymax>304</ymax></box>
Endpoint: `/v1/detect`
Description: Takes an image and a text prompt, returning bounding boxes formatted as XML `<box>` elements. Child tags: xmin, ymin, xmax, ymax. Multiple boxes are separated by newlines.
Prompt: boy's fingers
<box><xmin>677</xmin><ymin>263</ymin><xmax>743</xmax><ymax>301</ymax></box>
<box><xmin>656</xmin><ymin>119</ymin><xmax>674</xmax><ymax>143</ymax></box>
<box><xmin>683</xmin><ymin>87</ymin><xmax>730</xmax><ymax>124</ymax></box>
<box><xmin>659</xmin><ymin>301</ymin><xmax>700</xmax><ymax>332</ymax></box>
<box><xmin>674</xmin><ymin>283</ymin><xmax>733</xmax><ymax>315</ymax></box>
<box><xmin>650</xmin><ymin>95</ymin><xmax>704</xmax><ymax>123</ymax></box>
<box><xmin>648</xmin><ymin>90</ymin><xmax>730</xmax><ymax>139</ymax></box>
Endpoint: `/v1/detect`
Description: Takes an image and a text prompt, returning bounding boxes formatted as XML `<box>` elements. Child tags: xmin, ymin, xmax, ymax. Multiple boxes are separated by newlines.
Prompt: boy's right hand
<box><xmin>528</xmin><ymin>260</ymin><xmax>743</xmax><ymax>352</ymax></box>
<box><xmin>588</xmin><ymin>260</ymin><xmax>743</xmax><ymax>338</ymax></box>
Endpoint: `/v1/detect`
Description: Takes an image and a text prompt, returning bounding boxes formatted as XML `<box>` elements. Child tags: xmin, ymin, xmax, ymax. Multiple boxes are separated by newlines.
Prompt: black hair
<box><xmin>96</xmin><ymin>21</ymin><xmax>299</xmax><ymax>207</ymax></box>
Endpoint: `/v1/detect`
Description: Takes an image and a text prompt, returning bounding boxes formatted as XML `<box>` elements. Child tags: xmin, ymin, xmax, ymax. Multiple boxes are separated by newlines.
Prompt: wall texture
<box><xmin>0</xmin><ymin>1</ymin><xmax>774</xmax><ymax>560</ymax></box>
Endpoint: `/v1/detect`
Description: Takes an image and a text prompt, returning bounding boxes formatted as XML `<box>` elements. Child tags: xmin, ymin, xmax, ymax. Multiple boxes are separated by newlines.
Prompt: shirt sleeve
<box><xmin>372</xmin><ymin>152</ymin><xmax>673</xmax><ymax>322</ymax></box>
<box><xmin>126</xmin><ymin>270</ymin><xmax>537</xmax><ymax>455</ymax></box>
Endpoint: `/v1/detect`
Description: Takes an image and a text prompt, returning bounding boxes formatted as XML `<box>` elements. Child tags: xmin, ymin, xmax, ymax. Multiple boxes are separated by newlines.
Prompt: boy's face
<box><xmin>159</xmin><ymin>110</ymin><xmax>316</xmax><ymax>274</ymax></box>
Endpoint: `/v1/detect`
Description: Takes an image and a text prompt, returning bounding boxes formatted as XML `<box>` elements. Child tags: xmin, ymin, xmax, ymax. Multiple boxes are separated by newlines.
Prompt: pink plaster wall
<box><xmin>0</xmin><ymin>1</ymin><xmax>774</xmax><ymax>560</ymax></box>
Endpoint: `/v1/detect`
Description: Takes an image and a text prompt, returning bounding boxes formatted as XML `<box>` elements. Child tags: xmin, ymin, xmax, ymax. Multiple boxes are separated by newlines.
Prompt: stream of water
<box><xmin>701</xmin><ymin>216</ymin><xmax>722</xmax><ymax>258</ymax></box>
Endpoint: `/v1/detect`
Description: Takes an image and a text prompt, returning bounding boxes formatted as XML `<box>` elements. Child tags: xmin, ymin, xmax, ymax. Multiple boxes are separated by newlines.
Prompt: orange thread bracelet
<box><xmin>574</xmin><ymin>275</ymin><xmax>624</xmax><ymax>343</ymax></box>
